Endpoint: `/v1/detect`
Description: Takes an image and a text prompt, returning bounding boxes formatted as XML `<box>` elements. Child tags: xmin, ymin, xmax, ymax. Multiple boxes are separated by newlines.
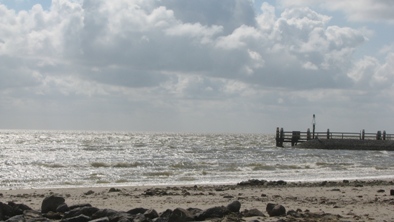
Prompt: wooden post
<box><xmin>361</xmin><ymin>129</ymin><xmax>365</xmax><ymax>140</ymax></box>
<box><xmin>312</xmin><ymin>114</ymin><xmax>316</xmax><ymax>139</ymax></box>
<box><xmin>376</xmin><ymin>131</ymin><xmax>382</xmax><ymax>140</ymax></box>
<box><xmin>307</xmin><ymin>128</ymin><xmax>311</xmax><ymax>140</ymax></box>
<box><xmin>291</xmin><ymin>131</ymin><xmax>300</xmax><ymax>146</ymax></box>
<box><xmin>383</xmin><ymin>130</ymin><xmax>386</xmax><ymax>140</ymax></box>
<box><xmin>327</xmin><ymin>129</ymin><xmax>330</xmax><ymax>139</ymax></box>
<box><xmin>280</xmin><ymin>128</ymin><xmax>284</xmax><ymax>147</ymax></box>
<box><xmin>276</xmin><ymin>127</ymin><xmax>284</xmax><ymax>147</ymax></box>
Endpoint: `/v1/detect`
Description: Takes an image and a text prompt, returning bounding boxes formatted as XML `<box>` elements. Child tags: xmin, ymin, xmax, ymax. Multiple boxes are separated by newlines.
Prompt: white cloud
<box><xmin>347</xmin><ymin>56</ymin><xmax>379</xmax><ymax>83</ymax></box>
<box><xmin>165</xmin><ymin>23</ymin><xmax>223</xmax><ymax>44</ymax></box>
<box><xmin>303</xmin><ymin>61</ymin><xmax>318</xmax><ymax>70</ymax></box>
<box><xmin>256</xmin><ymin>2</ymin><xmax>276</xmax><ymax>31</ymax></box>
<box><xmin>372</xmin><ymin>53</ymin><xmax>394</xmax><ymax>86</ymax></box>
<box><xmin>278</xmin><ymin>0</ymin><xmax>394</xmax><ymax>23</ymax></box>
<box><xmin>215</xmin><ymin>25</ymin><xmax>261</xmax><ymax>50</ymax></box>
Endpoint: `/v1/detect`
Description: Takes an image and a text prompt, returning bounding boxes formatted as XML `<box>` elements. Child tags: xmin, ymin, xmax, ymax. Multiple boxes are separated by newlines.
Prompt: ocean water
<box><xmin>0</xmin><ymin>130</ymin><xmax>393</xmax><ymax>189</ymax></box>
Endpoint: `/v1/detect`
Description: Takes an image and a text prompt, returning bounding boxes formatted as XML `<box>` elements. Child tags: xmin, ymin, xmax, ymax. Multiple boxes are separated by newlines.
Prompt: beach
<box><xmin>1</xmin><ymin>179</ymin><xmax>393</xmax><ymax>221</ymax></box>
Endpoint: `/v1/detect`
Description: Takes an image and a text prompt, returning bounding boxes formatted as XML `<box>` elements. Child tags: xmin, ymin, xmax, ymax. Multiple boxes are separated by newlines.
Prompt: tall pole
<box><xmin>312</xmin><ymin>114</ymin><xmax>316</xmax><ymax>139</ymax></box>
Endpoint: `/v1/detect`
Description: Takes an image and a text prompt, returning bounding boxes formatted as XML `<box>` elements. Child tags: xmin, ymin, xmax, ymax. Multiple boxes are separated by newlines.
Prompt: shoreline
<box><xmin>4</xmin><ymin>174</ymin><xmax>394</xmax><ymax>191</ymax></box>
<box><xmin>1</xmin><ymin>179</ymin><xmax>393</xmax><ymax>221</ymax></box>
<box><xmin>5</xmin><ymin>177</ymin><xmax>394</xmax><ymax>189</ymax></box>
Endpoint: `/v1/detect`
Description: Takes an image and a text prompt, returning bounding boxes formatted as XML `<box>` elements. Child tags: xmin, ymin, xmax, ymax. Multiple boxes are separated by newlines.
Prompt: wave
<box><xmin>90</xmin><ymin>162</ymin><xmax>140</xmax><ymax>168</ymax></box>
<box><xmin>91</xmin><ymin>162</ymin><xmax>111</xmax><ymax>168</ymax></box>
<box><xmin>248</xmin><ymin>163</ymin><xmax>309</xmax><ymax>171</ymax></box>
<box><xmin>248</xmin><ymin>163</ymin><xmax>276</xmax><ymax>171</ymax></box>
<box><xmin>375</xmin><ymin>167</ymin><xmax>388</xmax><ymax>170</ymax></box>
<box><xmin>144</xmin><ymin>171</ymin><xmax>173</xmax><ymax>177</ymax></box>
<box><xmin>177</xmin><ymin>176</ymin><xmax>196</xmax><ymax>181</ymax></box>
<box><xmin>315</xmin><ymin>162</ymin><xmax>354</xmax><ymax>170</ymax></box>
<box><xmin>96</xmin><ymin>180</ymin><xmax>110</xmax><ymax>184</ymax></box>
<box><xmin>316</xmin><ymin>162</ymin><xmax>354</xmax><ymax>167</ymax></box>
<box><xmin>113</xmin><ymin>162</ymin><xmax>140</xmax><ymax>168</ymax></box>
<box><xmin>39</xmin><ymin>163</ymin><xmax>65</xmax><ymax>168</ymax></box>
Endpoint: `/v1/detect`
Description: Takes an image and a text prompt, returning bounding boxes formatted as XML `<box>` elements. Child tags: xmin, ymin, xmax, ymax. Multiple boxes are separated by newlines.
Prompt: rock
<box><xmin>157</xmin><ymin>209</ymin><xmax>173</xmax><ymax>221</ymax></box>
<box><xmin>63</xmin><ymin>206</ymin><xmax>100</xmax><ymax>219</ymax></box>
<box><xmin>23</xmin><ymin>210</ymin><xmax>43</xmax><ymax>219</ymax></box>
<box><xmin>227</xmin><ymin>200</ymin><xmax>241</xmax><ymax>213</ymax></box>
<box><xmin>56</xmin><ymin>203</ymin><xmax>70</xmax><ymax>213</ymax></box>
<box><xmin>60</xmin><ymin>214</ymin><xmax>91</xmax><ymax>222</ymax></box>
<box><xmin>168</xmin><ymin>208</ymin><xmax>195</xmax><ymax>222</ymax></box>
<box><xmin>108</xmin><ymin>188</ymin><xmax>120</xmax><ymax>193</ymax></box>
<box><xmin>127</xmin><ymin>208</ymin><xmax>148</xmax><ymax>215</ymax></box>
<box><xmin>377</xmin><ymin>189</ymin><xmax>385</xmax><ymax>193</ymax></box>
<box><xmin>277</xmin><ymin>180</ymin><xmax>287</xmax><ymax>186</ymax></box>
<box><xmin>89</xmin><ymin>217</ymin><xmax>110</xmax><ymax>222</ymax></box>
<box><xmin>287</xmin><ymin>209</ymin><xmax>301</xmax><ymax>218</ymax></box>
<box><xmin>68</xmin><ymin>204</ymin><xmax>92</xmax><ymax>210</ymax></box>
<box><xmin>133</xmin><ymin>214</ymin><xmax>152</xmax><ymax>222</ymax></box>
<box><xmin>266</xmin><ymin>203</ymin><xmax>286</xmax><ymax>217</ymax></box>
<box><xmin>92</xmin><ymin>209</ymin><xmax>119</xmax><ymax>220</ymax></box>
<box><xmin>144</xmin><ymin>209</ymin><xmax>159</xmax><ymax>219</ymax></box>
<box><xmin>5</xmin><ymin>215</ymin><xmax>24</xmax><ymax>222</ymax></box>
<box><xmin>196</xmin><ymin>206</ymin><xmax>230</xmax><ymax>220</ymax></box>
<box><xmin>391</xmin><ymin>189</ymin><xmax>394</xmax><ymax>196</ymax></box>
<box><xmin>24</xmin><ymin>210</ymin><xmax>51</xmax><ymax>221</ymax></box>
<box><xmin>84</xmin><ymin>190</ymin><xmax>94</xmax><ymax>195</ymax></box>
<box><xmin>221</xmin><ymin>212</ymin><xmax>242</xmax><ymax>222</ymax></box>
<box><xmin>185</xmin><ymin>208</ymin><xmax>202</xmax><ymax>215</ymax></box>
<box><xmin>241</xmin><ymin>208</ymin><xmax>265</xmax><ymax>217</ymax></box>
<box><xmin>41</xmin><ymin>195</ymin><xmax>65</xmax><ymax>213</ymax></box>
<box><xmin>237</xmin><ymin>179</ymin><xmax>267</xmax><ymax>186</ymax></box>
<box><xmin>8</xmin><ymin>202</ymin><xmax>32</xmax><ymax>216</ymax></box>
<box><xmin>0</xmin><ymin>202</ymin><xmax>13</xmax><ymax>220</ymax></box>
<box><xmin>109</xmin><ymin>212</ymin><xmax>137</xmax><ymax>222</ymax></box>
<box><xmin>43</xmin><ymin>211</ymin><xmax>63</xmax><ymax>220</ymax></box>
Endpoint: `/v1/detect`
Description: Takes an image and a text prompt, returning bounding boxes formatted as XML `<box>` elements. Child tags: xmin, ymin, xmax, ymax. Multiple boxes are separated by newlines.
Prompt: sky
<box><xmin>0</xmin><ymin>0</ymin><xmax>393</xmax><ymax>133</ymax></box>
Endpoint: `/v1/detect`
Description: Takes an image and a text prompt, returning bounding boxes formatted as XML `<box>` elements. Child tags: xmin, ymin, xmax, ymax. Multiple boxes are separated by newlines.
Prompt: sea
<box><xmin>0</xmin><ymin>130</ymin><xmax>393</xmax><ymax>190</ymax></box>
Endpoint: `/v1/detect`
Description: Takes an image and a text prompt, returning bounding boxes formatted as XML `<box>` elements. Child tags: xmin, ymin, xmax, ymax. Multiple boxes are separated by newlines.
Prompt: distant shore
<box><xmin>1</xmin><ymin>179</ymin><xmax>393</xmax><ymax>221</ymax></box>
<box><xmin>296</xmin><ymin>139</ymin><xmax>394</xmax><ymax>151</ymax></box>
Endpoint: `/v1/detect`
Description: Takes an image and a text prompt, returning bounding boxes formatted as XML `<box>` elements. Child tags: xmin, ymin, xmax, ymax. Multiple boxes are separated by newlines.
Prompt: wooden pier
<box><xmin>275</xmin><ymin>127</ymin><xmax>394</xmax><ymax>147</ymax></box>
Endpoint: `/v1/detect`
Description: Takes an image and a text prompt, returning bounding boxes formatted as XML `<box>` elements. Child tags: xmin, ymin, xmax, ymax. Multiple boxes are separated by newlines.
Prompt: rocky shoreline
<box><xmin>1</xmin><ymin>179</ymin><xmax>393</xmax><ymax>221</ymax></box>
<box><xmin>295</xmin><ymin>139</ymin><xmax>394</xmax><ymax>151</ymax></box>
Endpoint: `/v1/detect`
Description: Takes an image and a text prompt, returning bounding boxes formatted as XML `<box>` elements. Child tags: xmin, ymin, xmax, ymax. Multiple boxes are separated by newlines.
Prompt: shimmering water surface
<box><xmin>0</xmin><ymin>130</ymin><xmax>393</xmax><ymax>189</ymax></box>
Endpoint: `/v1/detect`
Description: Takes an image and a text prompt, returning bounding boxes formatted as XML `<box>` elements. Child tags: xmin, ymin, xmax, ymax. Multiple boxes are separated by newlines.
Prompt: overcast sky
<box><xmin>0</xmin><ymin>0</ymin><xmax>393</xmax><ymax>133</ymax></box>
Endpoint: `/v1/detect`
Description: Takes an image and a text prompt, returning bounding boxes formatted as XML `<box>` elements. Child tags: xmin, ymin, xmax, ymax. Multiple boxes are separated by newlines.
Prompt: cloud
<box><xmin>160</xmin><ymin>0</ymin><xmax>256</xmax><ymax>34</ymax></box>
<box><xmin>0</xmin><ymin>0</ymin><xmax>371</xmax><ymax>92</ymax></box>
<box><xmin>0</xmin><ymin>0</ymin><xmax>393</xmax><ymax>132</ymax></box>
<box><xmin>278</xmin><ymin>0</ymin><xmax>394</xmax><ymax>23</ymax></box>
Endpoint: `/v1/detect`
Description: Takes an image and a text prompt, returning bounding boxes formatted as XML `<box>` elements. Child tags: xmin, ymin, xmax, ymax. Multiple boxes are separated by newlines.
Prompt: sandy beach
<box><xmin>1</xmin><ymin>179</ymin><xmax>393</xmax><ymax>221</ymax></box>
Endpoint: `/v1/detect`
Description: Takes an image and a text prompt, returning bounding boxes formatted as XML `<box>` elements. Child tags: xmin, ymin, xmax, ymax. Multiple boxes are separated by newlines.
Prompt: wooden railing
<box><xmin>275</xmin><ymin>127</ymin><xmax>394</xmax><ymax>147</ymax></box>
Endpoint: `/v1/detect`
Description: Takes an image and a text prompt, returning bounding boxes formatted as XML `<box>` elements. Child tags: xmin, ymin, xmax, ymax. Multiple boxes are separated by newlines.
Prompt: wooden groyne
<box><xmin>275</xmin><ymin>127</ymin><xmax>394</xmax><ymax>148</ymax></box>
